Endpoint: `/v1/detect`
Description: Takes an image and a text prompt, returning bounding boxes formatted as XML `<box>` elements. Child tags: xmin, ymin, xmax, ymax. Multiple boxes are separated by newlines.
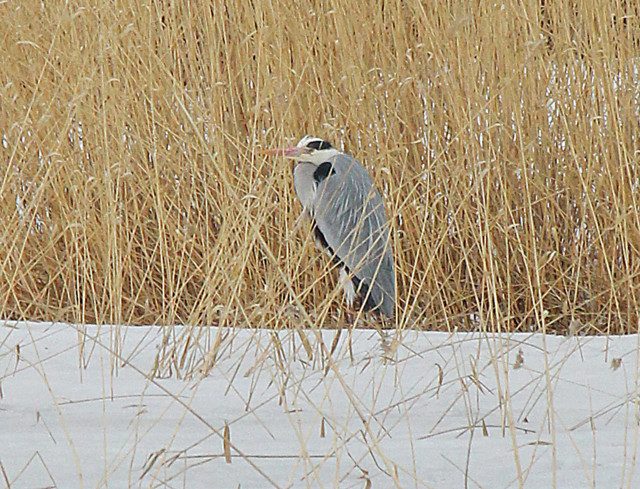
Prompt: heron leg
<box><xmin>339</xmin><ymin>268</ymin><xmax>356</xmax><ymax>306</ymax></box>
<box><xmin>339</xmin><ymin>268</ymin><xmax>358</xmax><ymax>326</ymax></box>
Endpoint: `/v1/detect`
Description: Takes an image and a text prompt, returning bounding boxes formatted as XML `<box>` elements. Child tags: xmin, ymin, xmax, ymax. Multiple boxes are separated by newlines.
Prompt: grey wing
<box><xmin>313</xmin><ymin>154</ymin><xmax>396</xmax><ymax>317</ymax></box>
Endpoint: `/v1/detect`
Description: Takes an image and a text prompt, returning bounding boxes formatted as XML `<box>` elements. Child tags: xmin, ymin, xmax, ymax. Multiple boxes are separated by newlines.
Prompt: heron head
<box><xmin>261</xmin><ymin>136</ymin><xmax>339</xmax><ymax>164</ymax></box>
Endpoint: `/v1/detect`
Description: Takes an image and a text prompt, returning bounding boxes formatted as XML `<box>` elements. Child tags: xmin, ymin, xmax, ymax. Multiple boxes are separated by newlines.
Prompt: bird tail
<box><xmin>354</xmin><ymin>270</ymin><xmax>395</xmax><ymax>318</ymax></box>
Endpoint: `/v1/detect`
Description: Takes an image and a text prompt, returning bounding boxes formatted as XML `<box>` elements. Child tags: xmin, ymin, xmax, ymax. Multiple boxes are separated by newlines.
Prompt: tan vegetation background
<box><xmin>1</xmin><ymin>0</ymin><xmax>639</xmax><ymax>334</ymax></box>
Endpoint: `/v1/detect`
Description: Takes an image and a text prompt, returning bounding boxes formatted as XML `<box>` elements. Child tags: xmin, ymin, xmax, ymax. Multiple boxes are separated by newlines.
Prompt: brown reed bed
<box><xmin>1</xmin><ymin>0</ymin><xmax>639</xmax><ymax>339</ymax></box>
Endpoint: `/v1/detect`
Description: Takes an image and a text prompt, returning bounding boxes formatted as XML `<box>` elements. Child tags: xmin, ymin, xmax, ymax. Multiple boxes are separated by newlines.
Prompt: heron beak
<box><xmin>260</xmin><ymin>146</ymin><xmax>308</xmax><ymax>158</ymax></box>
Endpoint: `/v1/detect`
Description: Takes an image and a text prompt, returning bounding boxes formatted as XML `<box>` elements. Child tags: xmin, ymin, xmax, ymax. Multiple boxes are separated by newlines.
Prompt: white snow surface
<box><xmin>1</xmin><ymin>321</ymin><xmax>639</xmax><ymax>488</ymax></box>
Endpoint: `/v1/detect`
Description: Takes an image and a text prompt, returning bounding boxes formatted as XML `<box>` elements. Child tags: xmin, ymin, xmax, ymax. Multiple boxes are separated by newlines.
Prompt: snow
<box><xmin>1</xmin><ymin>321</ymin><xmax>639</xmax><ymax>488</ymax></box>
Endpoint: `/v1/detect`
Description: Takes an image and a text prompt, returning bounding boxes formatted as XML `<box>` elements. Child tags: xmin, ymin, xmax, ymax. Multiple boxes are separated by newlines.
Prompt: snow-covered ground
<box><xmin>1</xmin><ymin>321</ymin><xmax>638</xmax><ymax>488</ymax></box>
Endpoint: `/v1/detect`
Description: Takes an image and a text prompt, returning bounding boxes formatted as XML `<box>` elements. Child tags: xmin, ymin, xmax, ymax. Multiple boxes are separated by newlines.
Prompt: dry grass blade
<box><xmin>223</xmin><ymin>422</ymin><xmax>232</xmax><ymax>464</ymax></box>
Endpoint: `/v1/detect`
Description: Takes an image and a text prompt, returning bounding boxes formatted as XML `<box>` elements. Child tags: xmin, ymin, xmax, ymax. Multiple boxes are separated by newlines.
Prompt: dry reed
<box><xmin>1</xmin><ymin>0</ymin><xmax>639</xmax><ymax>342</ymax></box>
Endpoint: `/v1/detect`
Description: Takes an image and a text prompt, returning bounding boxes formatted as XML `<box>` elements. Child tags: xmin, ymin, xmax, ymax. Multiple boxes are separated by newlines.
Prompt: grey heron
<box><xmin>262</xmin><ymin>136</ymin><xmax>395</xmax><ymax>318</ymax></box>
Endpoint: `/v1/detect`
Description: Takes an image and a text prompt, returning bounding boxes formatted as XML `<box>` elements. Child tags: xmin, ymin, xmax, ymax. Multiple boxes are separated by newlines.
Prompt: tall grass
<box><xmin>1</xmin><ymin>0</ymin><xmax>639</xmax><ymax>339</ymax></box>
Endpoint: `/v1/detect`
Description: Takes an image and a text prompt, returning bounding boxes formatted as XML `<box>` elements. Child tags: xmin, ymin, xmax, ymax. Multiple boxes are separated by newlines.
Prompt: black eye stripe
<box><xmin>307</xmin><ymin>140</ymin><xmax>333</xmax><ymax>150</ymax></box>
